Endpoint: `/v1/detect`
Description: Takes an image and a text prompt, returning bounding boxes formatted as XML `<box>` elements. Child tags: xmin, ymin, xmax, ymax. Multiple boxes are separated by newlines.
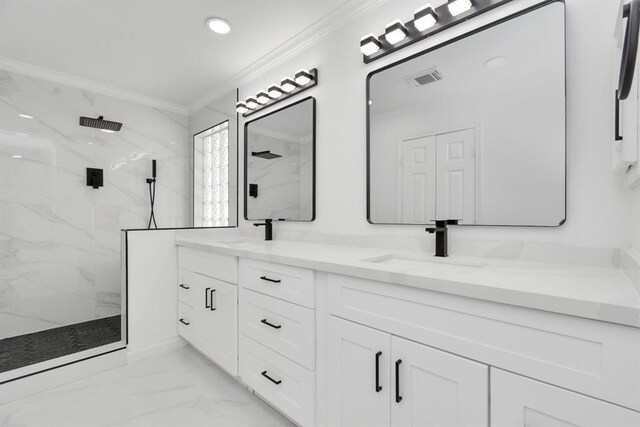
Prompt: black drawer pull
<box><xmin>179</xmin><ymin>284</ymin><xmax>190</xmax><ymax>289</ymax></box>
<box><xmin>210</xmin><ymin>289</ymin><xmax>216</xmax><ymax>311</ymax></box>
<box><xmin>395</xmin><ymin>359</ymin><xmax>403</xmax><ymax>403</ymax></box>
<box><xmin>261</xmin><ymin>319</ymin><xmax>282</xmax><ymax>329</ymax></box>
<box><xmin>260</xmin><ymin>276</ymin><xmax>281</xmax><ymax>283</ymax></box>
<box><xmin>179</xmin><ymin>318</ymin><xmax>190</xmax><ymax>326</ymax></box>
<box><xmin>375</xmin><ymin>351</ymin><xmax>382</xmax><ymax>392</ymax></box>
<box><xmin>205</xmin><ymin>287</ymin><xmax>211</xmax><ymax>309</ymax></box>
<box><xmin>261</xmin><ymin>370</ymin><xmax>282</xmax><ymax>385</ymax></box>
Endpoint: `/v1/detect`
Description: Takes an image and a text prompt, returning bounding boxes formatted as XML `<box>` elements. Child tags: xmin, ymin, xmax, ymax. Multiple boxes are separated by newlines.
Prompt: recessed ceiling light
<box><xmin>12</xmin><ymin>155</ymin><xmax>23</xmax><ymax>159</ymax></box>
<box><xmin>206</xmin><ymin>17</ymin><xmax>231</xmax><ymax>34</ymax></box>
<box><xmin>18</xmin><ymin>114</ymin><xmax>34</xmax><ymax>119</ymax></box>
<box><xmin>484</xmin><ymin>56</ymin><xmax>507</xmax><ymax>68</ymax></box>
<box><xmin>100</xmin><ymin>129</ymin><xmax>115</xmax><ymax>134</ymax></box>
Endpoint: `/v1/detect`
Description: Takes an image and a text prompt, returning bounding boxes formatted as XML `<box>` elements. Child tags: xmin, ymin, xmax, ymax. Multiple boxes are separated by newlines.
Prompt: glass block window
<box><xmin>203</xmin><ymin>121</ymin><xmax>229</xmax><ymax>227</ymax></box>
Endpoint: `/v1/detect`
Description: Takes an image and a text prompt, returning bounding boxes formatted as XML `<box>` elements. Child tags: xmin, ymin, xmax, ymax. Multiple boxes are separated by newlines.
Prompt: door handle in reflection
<box><xmin>261</xmin><ymin>370</ymin><xmax>282</xmax><ymax>385</ymax></box>
<box><xmin>179</xmin><ymin>318</ymin><xmax>190</xmax><ymax>326</ymax></box>
<box><xmin>260</xmin><ymin>276</ymin><xmax>281</xmax><ymax>283</ymax></box>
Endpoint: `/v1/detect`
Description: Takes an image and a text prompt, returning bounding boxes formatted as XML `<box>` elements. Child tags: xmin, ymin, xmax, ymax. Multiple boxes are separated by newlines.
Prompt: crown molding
<box><xmin>187</xmin><ymin>0</ymin><xmax>391</xmax><ymax>113</ymax></box>
<box><xmin>0</xmin><ymin>56</ymin><xmax>189</xmax><ymax>115</ymax></box>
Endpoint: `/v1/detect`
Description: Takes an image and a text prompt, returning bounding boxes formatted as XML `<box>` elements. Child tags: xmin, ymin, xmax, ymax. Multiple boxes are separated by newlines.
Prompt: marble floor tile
<box><xmin>0</xmin><ymin>347</ymin><xmax>295</xmax><ymax>427</ymax></box>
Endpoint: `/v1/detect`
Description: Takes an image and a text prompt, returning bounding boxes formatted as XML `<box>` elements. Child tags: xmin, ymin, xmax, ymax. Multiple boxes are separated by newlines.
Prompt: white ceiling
<box><xmin>0</xmin><ymin>0</ymin><xmax>359</xmax><ymax>109</ymax></box>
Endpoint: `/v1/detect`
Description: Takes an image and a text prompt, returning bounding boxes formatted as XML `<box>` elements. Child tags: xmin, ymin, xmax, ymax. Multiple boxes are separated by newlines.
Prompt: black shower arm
<box><xmin>618</xmin><ymin>0</ymin><xmax>640</xmax><ymax>101</ymax></box>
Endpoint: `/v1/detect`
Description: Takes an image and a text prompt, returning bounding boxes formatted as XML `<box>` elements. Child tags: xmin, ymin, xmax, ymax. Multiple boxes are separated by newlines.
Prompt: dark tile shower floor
<box><xmin>0</xmin><ymin>315</ymin><xmax>122</xmax><ymax>374</ymax></box>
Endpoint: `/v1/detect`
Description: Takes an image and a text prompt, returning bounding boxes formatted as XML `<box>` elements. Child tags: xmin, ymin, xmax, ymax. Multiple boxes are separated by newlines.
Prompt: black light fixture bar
<box><xmin>241</xmin><ymin>68</ymin><xmax>318</xmax><ymax>118</ymax></box>
<box><xmin>362</xmin><ymin>0</ymin><xmax>513</xmax><ymax>64</ymax></box>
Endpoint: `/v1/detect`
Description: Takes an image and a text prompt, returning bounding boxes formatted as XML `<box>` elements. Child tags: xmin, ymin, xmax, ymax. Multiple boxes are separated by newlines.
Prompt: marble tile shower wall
<box><xmin>0</xmin><ymin>69</ymin><xmax>190</xmax><ymax>339</ymax></box>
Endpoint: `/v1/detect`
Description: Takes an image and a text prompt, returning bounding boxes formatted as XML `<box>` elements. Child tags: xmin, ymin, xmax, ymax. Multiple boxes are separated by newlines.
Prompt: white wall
<box><xmin>233</xmin><ymin>0</ymin><xmax>632</xmax><ymax>250</ymax></box>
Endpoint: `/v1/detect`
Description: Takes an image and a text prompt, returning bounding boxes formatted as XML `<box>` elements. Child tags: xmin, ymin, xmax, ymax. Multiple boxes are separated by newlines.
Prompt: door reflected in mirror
<box><xmin>244</xmin><ymin>97</ymin><xmax>316</xmax><ymax>221</ymax></box>
<box><xmin>367</xmin><ymin>2</ymin><xmax>566</xmax><ymax>226</ymax></box>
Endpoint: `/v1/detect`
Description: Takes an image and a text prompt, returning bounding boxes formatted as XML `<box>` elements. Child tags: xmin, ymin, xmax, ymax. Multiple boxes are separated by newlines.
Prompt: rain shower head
<box><xmin>251</xmin><ymin>150</ymin><xmax>282</xmax><ymax>160</ymax></box>
<box><xmin>79</xmin><ymin>116</ymin><xmax>123</xmax><ymax>132</ymax></box>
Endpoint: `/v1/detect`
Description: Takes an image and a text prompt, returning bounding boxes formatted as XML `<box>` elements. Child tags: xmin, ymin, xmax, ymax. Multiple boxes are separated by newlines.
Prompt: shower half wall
<box><xmin>0</xmin><ymin>67</ymin><xmax>189</xmax><ymax>375</ymax></box>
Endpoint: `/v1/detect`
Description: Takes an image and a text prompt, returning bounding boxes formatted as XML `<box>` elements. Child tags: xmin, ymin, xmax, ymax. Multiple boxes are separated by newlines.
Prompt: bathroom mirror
<box><xmin>244</xmin><ymin>97</ymin><xmax>316</xmax><ymax>221</ymax></box>
<box><xmin>367</xmin><ymin>1</ymin><xmax>566</xmax><ymax>227</ymax></box>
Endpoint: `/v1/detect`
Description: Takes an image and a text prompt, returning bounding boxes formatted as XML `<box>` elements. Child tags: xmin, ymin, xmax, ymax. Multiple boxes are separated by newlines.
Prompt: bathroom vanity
<box><xmin>173</xmin><ymin>237</ymin><xmax>640</xmax><ymax>427</ymax></box>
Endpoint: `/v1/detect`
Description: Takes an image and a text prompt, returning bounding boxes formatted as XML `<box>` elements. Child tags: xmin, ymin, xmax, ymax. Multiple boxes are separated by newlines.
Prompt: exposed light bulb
<box><xmin>448</xmin><ymin>0</ymin><xmax>472</xmax><ymax>16</ymax></box>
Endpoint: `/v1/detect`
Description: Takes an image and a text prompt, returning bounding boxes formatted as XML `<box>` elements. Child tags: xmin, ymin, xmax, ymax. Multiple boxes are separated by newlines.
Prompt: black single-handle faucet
<box><xmin>254</xmin><ymin>219</ymin><xmax>273</xmax><ymax>241</ymax></box>
<box><xmin>425</xmin><ymin>219</ymin><xmax>458</xmax><ymax>257</ymax></box>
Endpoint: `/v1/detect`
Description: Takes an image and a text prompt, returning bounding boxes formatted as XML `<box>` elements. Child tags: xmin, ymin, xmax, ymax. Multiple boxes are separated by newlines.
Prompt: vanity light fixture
<box><xmin>268</xmin><ymin>85</ymin><xmax>284</xmax><ymax>98</ymax></box>
<box><xmin>414</xmin><ymin>4</ymin><xmax>438</xmax><ymax>31</ymax></box>
<box><xmin>236</xmin><ymin>102</ymin><xmax>249</xmax><ymax>114</ymax></box>
<box><xmin>256</xmin><ymin>92</ymin><xmax>271</xmax><ymax>104</ymax></box>
<box><xmin>385</xmin><ymin>20</ymin><xmax>408</xmax><ymax>45</ymax></box>
<box><xmin>360</xmin><ymin>33</ymin><xmax>382</xmax><ymax>56</ymax></box>
<box><xmin>246</xmin><ymin>97</ymin><xmax>259</xmax><ymax>109</ymax></box>
<box><xmin>240</xmin><ymin>68</ymin><xmax>318</xmax><ymax>117</ymax></box>
<box><xmin>294</xmin><ymin>69</ymin><xmax>313</xmax><ymax>86</ymax></box>
<box><xmin>448</xmin><ymin>0</ymin><xmax>473</xmax><ymax>16</ymax></box>
<box><xmin>360</xmin><ymin>0</ymin><xmax>510</xmax><ymax>64</ymax></box>
<box><xmin>281</xmin><ymin>77</ymin><xmax>297</xmax><ymax>93</ymax></box>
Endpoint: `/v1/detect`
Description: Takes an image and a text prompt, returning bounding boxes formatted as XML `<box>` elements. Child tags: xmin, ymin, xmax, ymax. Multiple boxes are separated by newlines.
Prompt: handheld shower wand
<box><xmin>146</xmin><ymin>159</ymin><xmax>158</xmax><ymax>229</ymax></box>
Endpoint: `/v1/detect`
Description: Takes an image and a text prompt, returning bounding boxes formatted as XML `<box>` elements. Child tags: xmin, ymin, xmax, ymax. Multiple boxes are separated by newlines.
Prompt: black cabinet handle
<box><xmin>205</xmin><ymin>287</ymin><xmax>210</xmax><ymax>309</ymax></box>
<box><xmin>261</xmin><ymin>319</ymin><xmax>282</xmax><ymax>329</ymax></box>
<box><xmin>179</xmin><ymin>318</ymin><xmax>190</xmax><ymax>326</ymax></box>
<box><xmin>375</xmin><ymin>351</ymin><xmax>382</xmax><ymax>392</ymax></box>
<box><xmin>260</xmin><ymin>276</ymin><xmax>281</xmax><ymax>283</ymax></box>
<box><xmin>210</xmin><ymin>289</ymin><xmax>216</xmax><ymax>311</ymax></box>
<box><xmin>261</xmin><ymin>370</ymin><xmax>282</xmax><ymax>385</ymax></box>
<box><xmin>395</xmin><ymin>359</ymin><xmax>403</xmax><ymax>403</ymax></box>
<box><xmin>179</xmin><ymin>284</ymin><xmax>190</xmax><ymax>289</ymax></box>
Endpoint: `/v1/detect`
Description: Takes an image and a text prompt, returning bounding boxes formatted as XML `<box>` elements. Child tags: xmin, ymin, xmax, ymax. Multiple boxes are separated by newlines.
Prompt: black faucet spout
<box><xmin>254</xmin><ymin>219</ymin><xmax>273</xmax><ymax>241</ymax></box>
<box><xmin>425</xmin><ymin>219</ymin><xmax>458</xmax><ymax>257</ymax></box>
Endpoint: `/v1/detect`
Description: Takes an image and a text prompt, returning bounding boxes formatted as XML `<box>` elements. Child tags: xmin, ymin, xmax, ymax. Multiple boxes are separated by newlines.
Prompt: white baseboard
<box><xmin>126</xmin><ymin>336</ymin><xmax>188</xmax><ymax>363</ymax></box>
<box><xmin>0</xmin><ymin>347</ymin><xmax>126</xmax><ymax>405</ymax></box>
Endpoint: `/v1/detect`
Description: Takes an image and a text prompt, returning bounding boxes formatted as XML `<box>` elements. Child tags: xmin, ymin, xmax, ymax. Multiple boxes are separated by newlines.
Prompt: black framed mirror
<box><xmin>244</xmin><ymin>97</ymin><xmax>316</xmax><ymax>221</ymax></box>
<box><xmin>367</xmin><ymin>1</ymin><xmax>566</xmax><ymax>227</ymax></box>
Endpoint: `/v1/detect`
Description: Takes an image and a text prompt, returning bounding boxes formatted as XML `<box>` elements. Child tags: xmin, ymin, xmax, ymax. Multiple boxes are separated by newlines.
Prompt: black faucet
<box><xmin>254</xmin><ymin>219</ymin><xmax>273</xmax><ymax>241</ymax></box>
<box><xmin>425</xmin><ymin>220</ymin><xmax>458</xmax><ymax>257</ymax></box>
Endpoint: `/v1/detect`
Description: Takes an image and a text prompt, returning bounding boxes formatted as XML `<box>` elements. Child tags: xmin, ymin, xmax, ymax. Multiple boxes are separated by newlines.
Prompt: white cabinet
<box><xmin>177</xmin><ymin>251</ymin><xmax>238</xmax><ymax>377</ymax></box>
<box><xmin>491</xmin><ymin>369</ymin><xmax>640</xmax><ymax>427</ymax></box>
<box><xmin>328</xmin><ymin>316</ymin><xmax>391</xmax><ymax>427</ymax></box>
<box><xmin>328</xmin><ymin>316</ymin><xmax>488</xmax><ymax>427</ymax></box>
<box><xmin>392</xmin><ymin>335</ymin><xmax>488</xmax><ymax>427</ymax></box>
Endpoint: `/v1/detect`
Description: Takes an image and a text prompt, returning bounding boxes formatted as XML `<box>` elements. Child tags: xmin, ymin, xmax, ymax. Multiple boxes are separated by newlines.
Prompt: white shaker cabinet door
<box><xmin>491</xmin><ymin>368</ymin><xmax>640</xmax><ymax>427</ymax></box>
<box><xmin>391</xmin><ymin>336</ymin><xmax>488</xmax><ymax>427</ymax></box>
<box><xmin>328</xmin><ymin>316</ymin><xmax>391</xmax><ymax>427</ymax></box>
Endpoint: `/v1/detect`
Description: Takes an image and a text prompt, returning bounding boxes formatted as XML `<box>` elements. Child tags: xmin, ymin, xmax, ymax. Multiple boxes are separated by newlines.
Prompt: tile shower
<box><xmin>0</xmin><ymin>68</ymin><xmax>189</xmax><ymax>374</ymax></box>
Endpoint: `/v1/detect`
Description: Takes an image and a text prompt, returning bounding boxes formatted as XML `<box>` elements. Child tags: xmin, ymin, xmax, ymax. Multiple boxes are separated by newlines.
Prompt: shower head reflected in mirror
<box><xmin>251</xmin><ymin>150</ymin><xmax>282</xmax><ymax>160</ymax></box>
<box><xmin>79</xmin><ymin>115</ymin><xmax>123</xmax><ymax>132</ymax></box>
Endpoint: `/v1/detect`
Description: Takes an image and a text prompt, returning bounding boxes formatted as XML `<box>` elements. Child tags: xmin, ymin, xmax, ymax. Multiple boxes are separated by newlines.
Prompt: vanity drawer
<box><xmin>178</xmin><ymin>246</ymin><xmax>237</xmax><ymax>284</ymax></box>
<box><xmin>177</xmin><ymin>302</ymin><xmax>194</xmax><ymax>343</ymax></box>
<box><xmin>240</xmin><ymin>335</ymin><xmax>315</xmax><ymax>427</ymax></box>
<box><xmin>328</xmin><ymin>274</ymin><xmax>640</xmax><ymax>411</ymax></box>
<box><xmin>240</xmin><ymin>288</ymin><xmax>315</xmax><ymax>370</ymax></box>
<box><xmin>239</xmin><ymin>258</ymin><xmax>315</xmax><ymax>308</ymax></box>
<box><xmin>177</xmin><ymin>269</ymin><xmax>197</xmax><ymax>307</ymax></box>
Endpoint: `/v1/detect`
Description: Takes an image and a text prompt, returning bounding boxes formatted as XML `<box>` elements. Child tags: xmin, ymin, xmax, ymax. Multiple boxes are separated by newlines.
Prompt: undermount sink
<box><xmin>362</xmin><ymin>254</ymin><xmax>488</xmax><ymax>270</ymax></box>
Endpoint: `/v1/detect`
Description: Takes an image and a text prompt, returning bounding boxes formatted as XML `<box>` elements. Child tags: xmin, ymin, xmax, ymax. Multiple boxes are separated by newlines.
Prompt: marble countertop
<box><xmin>175</xmin><ymin>236</ymin><xmax>640</xmax><ymax>328</ymax></box>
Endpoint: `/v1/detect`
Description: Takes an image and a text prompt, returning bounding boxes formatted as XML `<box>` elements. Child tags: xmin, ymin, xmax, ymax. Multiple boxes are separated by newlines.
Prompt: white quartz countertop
<box><xmin>175</xmin><ymin>237</ymin><xmax>640</xmax><ymax>328</ymax></box>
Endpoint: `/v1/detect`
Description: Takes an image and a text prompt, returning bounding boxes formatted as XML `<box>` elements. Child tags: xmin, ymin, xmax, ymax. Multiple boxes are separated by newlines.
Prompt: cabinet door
<box><xmin>391</xmin><ymin>336</ymin><xmax>488</xmax><ymax>427</ymax></box>
<box><xmin>491</xmin><ymin>369</ymin><xmax>640</xmax><ymax>427</ymax></box>
<box><xmin>192</xmin><ymin>273</ymin><xmax>238</xmax><ymax>376</ymax></box>
<box><xmin>328</xmin><ymin>316</ymin><xmax>391</xmax><ymax>427</ymax></box>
